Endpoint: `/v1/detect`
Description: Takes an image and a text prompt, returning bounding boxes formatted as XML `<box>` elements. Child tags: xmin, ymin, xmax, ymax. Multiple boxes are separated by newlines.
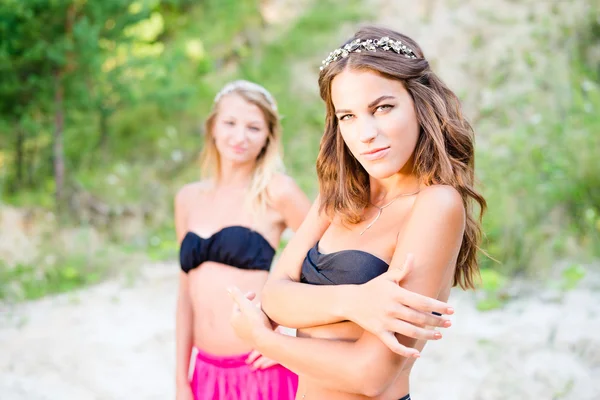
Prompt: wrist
<box><xmin>336</xmin><ymin>285</ymin><xmax>357</xmax><ymax>322</ymax></box>
<box><xmin>254</xmin><ymin>326</ymin><xmax>278</xmax><ymax>352</ymax></box>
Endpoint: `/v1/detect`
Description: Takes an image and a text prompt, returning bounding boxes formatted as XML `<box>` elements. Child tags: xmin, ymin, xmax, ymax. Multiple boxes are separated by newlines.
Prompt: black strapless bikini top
<box><xmin>301</xmin><ymin>241</ymin><xmax>390</xmax><ymax>285</ymax></box>
<box><xmin>179</xmin><ymin>226</ymin><xmax>275</xmax><ymax>273</ymax></box>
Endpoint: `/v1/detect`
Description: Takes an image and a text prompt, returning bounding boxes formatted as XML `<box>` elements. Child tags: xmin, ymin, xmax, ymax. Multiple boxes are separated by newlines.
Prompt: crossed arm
<box><xmin>235</xmin><ymin>186</ymin><xmax>465</xmax><ymax>396</ymax></box>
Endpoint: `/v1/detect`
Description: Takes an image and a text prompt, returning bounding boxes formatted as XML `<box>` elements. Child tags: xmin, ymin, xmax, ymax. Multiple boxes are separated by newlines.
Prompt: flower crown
<box><xmin>214</xmin><ymin>80</ymin><xmax>278</xmax><ymax>112</ymax></box>
<box><xmin>320</xmin><ymin>36</ymin><xmax>417</xmax><ymax>70</ymax></box>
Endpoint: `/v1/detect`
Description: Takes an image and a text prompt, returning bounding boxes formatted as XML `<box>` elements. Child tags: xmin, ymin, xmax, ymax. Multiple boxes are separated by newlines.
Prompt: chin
<box><xmin>361</xmin><ymin>163</ymin><xmax>401</xmax><ymax>180</ymax></box>
<box><xmin>223</xmin><ymin>152</ymin><xmax>256</xmax><ymax>164</ymax></box>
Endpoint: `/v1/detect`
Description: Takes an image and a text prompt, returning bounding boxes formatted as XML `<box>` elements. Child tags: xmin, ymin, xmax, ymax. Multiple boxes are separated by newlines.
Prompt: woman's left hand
<box><xmin>228</xmin><ymin>286</ymin><xmax>274</xmax><ymax>347</ymax></box>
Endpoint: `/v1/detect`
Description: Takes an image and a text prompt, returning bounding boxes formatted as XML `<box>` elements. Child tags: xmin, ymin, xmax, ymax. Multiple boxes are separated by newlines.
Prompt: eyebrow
<box><xmin>221</xmin><ymin>115</ymin><xmax>264</xmax><ymax>125</ymax></box>
<box><xmin>334</xmin><ymin>95</ymin><xmax>396</xmax><ymax>115</ymax></box>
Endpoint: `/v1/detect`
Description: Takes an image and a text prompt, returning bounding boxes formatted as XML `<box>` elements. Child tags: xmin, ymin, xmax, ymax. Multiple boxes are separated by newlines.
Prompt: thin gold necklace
<box><xmin>359</xmin><ymin>189</ymin><xmax>421</xmax><ymax>235</ymax></box>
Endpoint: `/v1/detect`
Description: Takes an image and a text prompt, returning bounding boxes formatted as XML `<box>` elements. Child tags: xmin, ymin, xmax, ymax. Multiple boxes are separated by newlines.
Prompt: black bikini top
<box><xmin>301</xmin><ymin>241</ymin><xmax>389</xmax><ymax>285</ymax></box>
<box><xmin>179</xmin><ymin>226</ymin><xmax>275</xmax><ymax>273</ymax></box>
<box><xmin>301</xmin><ymin>242</ymin><xmax>444</xmax><ymax>317</ymax></box>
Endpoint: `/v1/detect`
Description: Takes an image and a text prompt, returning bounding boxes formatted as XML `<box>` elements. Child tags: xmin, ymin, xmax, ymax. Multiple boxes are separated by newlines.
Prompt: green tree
<box><xmin>0</xmin><ymin>0</ymin><xmax>158</xmax><ymax>210</ymax></box>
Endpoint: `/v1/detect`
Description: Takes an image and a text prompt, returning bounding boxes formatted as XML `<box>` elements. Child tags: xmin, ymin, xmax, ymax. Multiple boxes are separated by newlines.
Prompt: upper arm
<box><xmin>175</xmin><ymin>185</ymin><xmax>193</xmax><ymax>302</ymax></box>
<box><xmin>267</xmin><ymin>194</ymin><xmax>331</xmax><ymax>282</ymax></box>
<box><xmin>391</xmin><ymin>185</ymin><xmax>465</xmax><ymax>298</ymax></box>
<box><xmin>268</xmin><ymin>174</ymin><xmax>312</xmax><ymax>232</ymax></box>
<box><xmin>355</xmin><ymin>185</ymin><xmax>466</xmax><ymax>392</ymax></box>
<box><xmin>174</xmin><ymin>185</ymin><xmax>191</xmax><ymax>244</ymax></box>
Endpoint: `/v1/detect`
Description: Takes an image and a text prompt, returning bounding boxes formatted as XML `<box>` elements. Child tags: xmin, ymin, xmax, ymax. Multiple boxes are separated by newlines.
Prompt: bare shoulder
<box><xmin>412</xmin><ymin>185</ymin><xmax>465</xmax><ymax>225</ymax></box>
<box><xmin>267</xmin><ymin>173</ymin><xmax>305</xmax><ymax>207</ymax></box>
<box><xmin>175</xmin><ymin>180</ymin><xmax>211</xmax><ymax>208</ymax></box>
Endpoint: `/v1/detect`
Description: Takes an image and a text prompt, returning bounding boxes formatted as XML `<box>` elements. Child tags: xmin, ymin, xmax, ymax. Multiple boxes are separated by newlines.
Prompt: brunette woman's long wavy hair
<box><xmin>317</xmin><ymin>26</ymin><xmax>486</xmax><ymax>289</ymax></box>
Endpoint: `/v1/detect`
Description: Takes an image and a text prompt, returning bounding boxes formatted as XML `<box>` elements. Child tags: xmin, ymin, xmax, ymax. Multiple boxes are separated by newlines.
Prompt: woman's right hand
<box><xmin>176</xmin><ymin>383</ymin><xmax>194</xmax><ymax>400</ymax></box>
<box><xmin>348</xmin><ymin>254</ymin><xmax>454</xmax><ymax>356</ymax></box>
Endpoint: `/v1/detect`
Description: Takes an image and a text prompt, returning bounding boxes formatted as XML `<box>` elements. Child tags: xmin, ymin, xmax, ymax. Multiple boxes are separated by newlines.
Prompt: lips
<box><xmin>361</xmin><ymin>146</ymin><xmax>390</xmax><ymax>161</ymax></box>
<box><xmin>231</xmin><ymin>146</ymin><xmax>246</xmax><ymax>154</ymax></box>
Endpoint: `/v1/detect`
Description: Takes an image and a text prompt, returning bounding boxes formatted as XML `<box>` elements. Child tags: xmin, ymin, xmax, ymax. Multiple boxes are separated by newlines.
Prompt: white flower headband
<box><xmin>214</xmin><ymin>80</ymin><xmax>278</xmax><ymax>112</ymax></box>
<box><xmin>320</xmin><ymin>36</ymin><xmax>417</xmax><ymax>70</ymax></box>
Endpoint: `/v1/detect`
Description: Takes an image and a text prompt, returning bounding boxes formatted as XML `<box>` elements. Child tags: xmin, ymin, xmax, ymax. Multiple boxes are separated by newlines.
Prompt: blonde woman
<box><xmin>175</xmin><ymin>80</ymin><xmax>311</xmax><ymax>400</ymax></box>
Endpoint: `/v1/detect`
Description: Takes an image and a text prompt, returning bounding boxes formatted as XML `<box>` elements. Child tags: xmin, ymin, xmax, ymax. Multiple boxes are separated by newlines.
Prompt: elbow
<box><xmin>176</xmin><ymin>291</ymin><xmax>194</xmax><ymax>324</ymax></box>
<box><xmin>359</xmin><ymin>377</ymin><xmax>394</xmax><ymax>398</ymax></box>
<box><xmin>176</xmin><ymin>295</ymin><xmax>193</xmax><ymax>322</ymax></box>
<box><xmin>352</xmin><ymin>355</ymin><xmax>397</xmax><ymax>397</ymax></box>
<box><xmin>359</xmin><ymin>376</ymin><xmax>395</xmax><ymax>398</ymax></box>
<box><xmin>260</xmin><ymin>281</ymin><xmax>279</xmax><ymax>320</ymax></box>
<box><xmin>262</xmin><ymin>280</ymin><xmax>302</xmax><ymax>329</ymax></box>
<box><xmin>361</xmin><ymin>385</ymin><xmax>391</xmax><ymax>398</ymax></box>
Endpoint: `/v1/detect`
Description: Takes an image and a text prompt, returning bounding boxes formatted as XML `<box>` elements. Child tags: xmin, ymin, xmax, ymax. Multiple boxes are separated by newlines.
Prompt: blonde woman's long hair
<box><xmin>200</xmin><ymin>80</ymin><xmax>284</xmax><ymax>215</ymax></box>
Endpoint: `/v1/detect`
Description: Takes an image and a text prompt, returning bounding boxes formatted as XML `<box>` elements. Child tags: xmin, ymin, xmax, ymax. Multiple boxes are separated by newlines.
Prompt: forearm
<box><xmin>254</xmin><ymin>329</ymin><xmax>404</xmax><ymax>396</ymax></box>
<box><xmin>175</xmin><ymin>294</ymin><xmax>194</xmax><ymax>385</ymax></box>
<box><xmin>262</xmin><ymin>279</ymin><xmax>354</xmax><ymax>328</ymax></box>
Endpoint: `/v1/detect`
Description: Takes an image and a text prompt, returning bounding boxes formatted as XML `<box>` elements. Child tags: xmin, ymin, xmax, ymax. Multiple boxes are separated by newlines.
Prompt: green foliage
<box><xmin>0</xmin><ymin>252</ymin><xmax>104</xmax><ymax>301</ymax></box>
<box><xmin>1</xmin><ymin>0</ymin><xmax>598</xmax><ymax>301</ymax></box>
<box><xmin>560</xmin><ymin>264</ymin><xmax>586</xmax><ymax>290</ymax></box>
<box><xmin>0</xmin><ymin>0</ymin><xmax>187</xmax><ymax>200</ymax></box>
<box><xmin>0</xmin><ymin>0</ymin><xmax>367</xmax><ymax>299</ymax></box>
<box><xmin>236</xmin><ymin>0</ymin><xmax>366</xmax><ymax>194</ymax></box>
<box><xmin>477</xmin><ymin>13</ymin><xmax>600</xmax><ymax>276</ymax></box>
<box><xmin>476</xmin><ymin>269</ymin><xmax>508</xmax><ymax>311</ymax></box>
<box><xmin>146</xmin><ymin>220</ymin><xmax>179</xmax><ymax>261</ymax></box>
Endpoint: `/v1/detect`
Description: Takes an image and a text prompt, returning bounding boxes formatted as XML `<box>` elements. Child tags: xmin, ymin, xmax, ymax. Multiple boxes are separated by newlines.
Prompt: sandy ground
<box><xmin>1</xmin><ymin>262</ymin><xmax>599</xmax><ymax>400</ymax></box>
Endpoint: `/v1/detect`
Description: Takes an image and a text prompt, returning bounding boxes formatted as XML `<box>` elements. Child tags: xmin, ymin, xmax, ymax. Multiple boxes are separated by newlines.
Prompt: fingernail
<box><xmin>447</xmin><ymin>307</ymin><xmax>454</xmax><ymax>315</ymax></box>
<box><xmin>413</xmin><ymin>353</ymin><xmax>420</xmax><ymax>358</ymax></box>
<box><xmin>434</xmin><ymin>332</ymin><xmax>442</xmax><ymax>340</ymax></box>
<box><xmin>443</xmin><ymin>320</ymin><xmax>452</xmax><ymax>327</ymax></box>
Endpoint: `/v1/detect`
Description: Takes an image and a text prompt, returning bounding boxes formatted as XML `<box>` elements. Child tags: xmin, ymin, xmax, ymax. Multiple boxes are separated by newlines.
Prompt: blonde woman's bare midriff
<box><xmin>189</xmin><ymin>262</ymin><xmax>269</xmax><ymax>355</ymax></box>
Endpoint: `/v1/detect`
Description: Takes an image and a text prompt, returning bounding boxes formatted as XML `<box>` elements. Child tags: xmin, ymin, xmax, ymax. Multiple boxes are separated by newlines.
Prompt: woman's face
<box><xmin>211</xmin><ymin>93</ymin><xmax>270</xmax><ymax>165</ymax></box>
<box><xmin>330</xmin><ymin>68</ymin><xmax>420</xmax><ymax>180</ymax></box>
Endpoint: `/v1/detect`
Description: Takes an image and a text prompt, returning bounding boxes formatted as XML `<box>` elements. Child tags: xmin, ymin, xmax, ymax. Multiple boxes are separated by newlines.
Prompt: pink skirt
<box><xmin>190</xmin><ymin>347</ymin><xmax>298</xmax><ymax>400</ymax></box>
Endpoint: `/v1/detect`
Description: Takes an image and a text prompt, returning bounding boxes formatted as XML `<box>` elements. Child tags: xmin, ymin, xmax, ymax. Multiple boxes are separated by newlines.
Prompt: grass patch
<box><xmin>476</xmin><ymin>269</ymin><xmax>509</xmax><ymax>311</ymax></box>
<box><xmin>0</xmin><ymin>246</ymin><xmax>121</xmax><ymax>302</ymax></box>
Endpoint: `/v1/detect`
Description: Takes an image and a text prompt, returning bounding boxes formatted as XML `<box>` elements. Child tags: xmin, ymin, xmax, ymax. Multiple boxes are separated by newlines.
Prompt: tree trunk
<box><xmin>53</xmin><ymin>71</ymin><xmax>65</xmax><ymax>211</ymax></box>
<box><xmin>97</xmin><ymin>106</ymin><xmax>110</xmax><ymax>150</ymax></box>
<box><xmin>53</xmin><ymin>1</ymin><xmax>76</xmax><ymax>212</ymax></box>
<box><xmin>26</xmin><ymin>139</ymin><xmax>36</xmax><ymax>187</ymax></box>
<box><xmin>14</xmin><ymin>126</ymin><xmax>25</xmax><ymax>190</ymax></box>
